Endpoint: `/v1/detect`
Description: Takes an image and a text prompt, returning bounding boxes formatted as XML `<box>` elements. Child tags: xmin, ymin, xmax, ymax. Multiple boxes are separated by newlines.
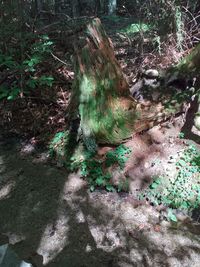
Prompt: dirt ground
<box><xmin>0</xmin><ymin>106</ymin><xmax>200</xmax><ymax>267</ymax></box>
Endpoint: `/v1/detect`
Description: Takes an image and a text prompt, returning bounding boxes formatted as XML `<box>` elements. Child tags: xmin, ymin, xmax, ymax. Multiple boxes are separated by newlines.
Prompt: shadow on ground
<box><xmin>0</xmin><ymin>133</ymin><xmax>200</xmax><ymax>267</ymax></box>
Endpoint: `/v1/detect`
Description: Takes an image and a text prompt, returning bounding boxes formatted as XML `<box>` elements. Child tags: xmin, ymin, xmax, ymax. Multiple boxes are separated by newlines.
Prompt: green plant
<box><xmin>81</xmin><ymin>155</ymin><xmax>114</xmax><ymax>192</ymax></box>
<box><xmin>139</xmin><ymin>144</ymin><xmax>200</xmax><ymax>216</ymax></box>
<box><xmin>0</xmin><ymin>34</ymin><xmax>54</xmax><ymax>100</ymax></box>
<box><xmin>167</xmin><ymin>208</ymin><xmax>178</xmax><ymax>222</ymax></box>
<box><xmin>105</xmin><ymin>144</ymin><xmax>132</xmax><ymax>168</ymax></box>
<box><xmin>80</xmin><ymin>144</ymin><xmax>131</xmax><ymax>191</ymax></box>
<box><xmin>175</xmin><ymin>6</ymin><xmax>184</xmax><ymax>51</ymax></box>
<box><xmin>179</xmin><ymin>132</ymin><xmax>185</xmax><ymax>139</ymax></box>
<box><xmin>49</xmin><ymin>133</ymin><xmax>131</xmax><ymax>192</ymax></box>
<box><xmin>149</xmin><ymin>177</ymin><xmax>161</xmax><ymax>189</ymax></box>
<box><xmin>49</xmin><ymin>131</ymin><xmax>70</xmax><ymax>164</ymax></box>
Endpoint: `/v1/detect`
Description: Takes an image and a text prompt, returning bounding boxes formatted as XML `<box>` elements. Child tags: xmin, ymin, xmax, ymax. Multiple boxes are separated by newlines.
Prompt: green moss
<box><xmin>77</xmin><ymin>73</ymin><xmax>136</xmax><ymax>144</ymax></box>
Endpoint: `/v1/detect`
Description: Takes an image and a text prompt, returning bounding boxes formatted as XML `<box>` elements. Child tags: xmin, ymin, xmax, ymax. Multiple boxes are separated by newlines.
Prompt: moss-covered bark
<box><xmin>73</xmin><ymin>18</ymin><xmax>138</xmax><ymax>145</ymax></box>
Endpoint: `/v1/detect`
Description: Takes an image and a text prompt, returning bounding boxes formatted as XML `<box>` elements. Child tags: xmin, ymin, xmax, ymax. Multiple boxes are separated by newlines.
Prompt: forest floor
<box><xmin>0</xmin><ymin>118</ymin><xmax>200</xmax><ymax>267</ymax></box>
<box><xmin>0</xmin><ymin>16</ymin><xmax>200</xmax><ymax>267</ymax></box>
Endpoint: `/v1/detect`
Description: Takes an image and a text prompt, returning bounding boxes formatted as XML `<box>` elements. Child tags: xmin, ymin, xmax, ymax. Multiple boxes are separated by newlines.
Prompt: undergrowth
<box><xmin>0</xmin><ymin>34</ymin><xmax>54</xmax><ymax>100</ymax></box>
<box><xmin>140</xmin><ymin>144</ymin><xmax>200</xmax><ymax>221</ymax></box>
<box><xmin>80</xmin><ymin>144</ymin><xmax>131</xmax><ymax>192</ymax></box>
<box><xmin>49</xmin><ymin>131</ymin><xmax>131</xmax><ymax>192</ymax></box>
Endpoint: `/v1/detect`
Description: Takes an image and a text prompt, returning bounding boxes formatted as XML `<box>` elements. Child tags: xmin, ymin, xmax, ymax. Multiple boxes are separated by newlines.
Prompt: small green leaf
<box><xmin>168</xmin><ymin>209</ymin><xmax>177</xmax><ymax>222</ymax></box>
<box><xmin>179</xmin><ymin>132</ymin><xmax>185</xmax><ymax>139</ymax></box>
<box><xmin>106</xmin><ymin>184</ymin><xmax>115</xmax><ymax>192</ymax></box>
<box><xmin>177</xmin><ymin>159</ymin><xmax>187</xmax><ymax>167</ymax></box>
<box><xmin>90</xmin><ymin>185</ymin><xmax>95</xmax><ymax>192</ymax></box>
<box><xmin>96</xmin><ymin>177</ymin><xmax>104</xmax><ymax>186</ymax></box>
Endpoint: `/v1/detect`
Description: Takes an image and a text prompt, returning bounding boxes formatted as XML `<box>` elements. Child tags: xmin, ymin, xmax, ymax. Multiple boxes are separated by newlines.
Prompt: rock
<box><xmin>129</xmin><ymin>80</ymin><xmax>144</xmax><ymax>101</ymax></box>
<box><xmin>144</xmin><ymin>162</ymin><xmax>150</xmax><ymax>169</ymax></box>
<box><xmin>144</xmin><ymin>69</ymin><xmax>159</xmax><ymax>78</ymax></box>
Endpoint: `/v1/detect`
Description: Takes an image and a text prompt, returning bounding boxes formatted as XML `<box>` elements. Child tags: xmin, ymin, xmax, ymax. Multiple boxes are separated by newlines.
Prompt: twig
<box><xmin>51</xmin><ymin>52</ymin><xmax>68</xmax><ymax>66</ymax></box>
<box><xmin>37</xmin><ymin>21</ymin><xmax>61</xmax><ymax>33</ymax></box>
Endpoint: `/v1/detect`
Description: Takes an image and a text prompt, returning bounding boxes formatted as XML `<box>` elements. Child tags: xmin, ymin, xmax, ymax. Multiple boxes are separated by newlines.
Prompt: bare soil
<box><xmin>0</xmin><ymin>105</ymin><xmax>200</xmax><ymax>266</ymax></box>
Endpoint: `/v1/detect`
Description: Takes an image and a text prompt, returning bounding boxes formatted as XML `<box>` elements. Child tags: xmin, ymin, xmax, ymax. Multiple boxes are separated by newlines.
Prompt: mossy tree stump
<box><xmin>72</xmin><ymin>18</ymin><xmax>199</xmax><ymax>145</ymax></box>
<box><xmin>72</xmin><ymin>18</ymin><xmax>138</xmax><ymax>145</ymax></box>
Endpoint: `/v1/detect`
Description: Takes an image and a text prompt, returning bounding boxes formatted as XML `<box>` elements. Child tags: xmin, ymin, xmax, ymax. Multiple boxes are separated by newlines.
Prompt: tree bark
<box><xmin>35</xmin><ymin>0</ymin><xmax>42</xmax><ymax>14</ymax></box>
<box><xmin>176</xmin><ymin>43</ymin><xmax>200</xmax><ymax>75</ymax></box>
<box><xmin>167</xmin><ymin>43</ymin><xmax>200</xmax><ymax>131</ymax></box>
<box><xmin>70</xmin><ymin>0</ymin><xmax>80</xmax><ymax>17</ymax></box>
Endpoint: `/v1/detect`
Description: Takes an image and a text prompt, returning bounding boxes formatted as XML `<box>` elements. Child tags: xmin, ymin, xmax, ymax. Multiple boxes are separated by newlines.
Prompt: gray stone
<box><xmin>144</xmin><ymin>69</ymin><xmax>159</xmax><ymax>78</ymax></box>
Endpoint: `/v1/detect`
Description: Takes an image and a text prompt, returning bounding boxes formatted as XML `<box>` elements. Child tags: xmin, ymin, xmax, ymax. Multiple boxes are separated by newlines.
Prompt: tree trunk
<box><xmin>108</xmin><ymin>0</ymin><xmax>117</xmax><ymax>15</ymax></box>
<box><xmin>175</xmin><ymin>43</ymin><xmax>200</xmax><ymax>75</ymax></box>
<box><xmin>194</xmin><ymin>94</ymin><xmax>200</xmax><ymax>130</ymax></box>
<box><xmin>55</xmin><ymin>0</ymin><xmax>62</xmax><ymax>13</ymax></box>
<box><xmin>72</xmin><ymin>18</ymin><xmax>135</xmax><ymax>146</ymax></box>
<box><xmin>95</xmin><ymin>0</ymin><xmax>106</xmax><ymax>15</ymax></box>
<box><xmin>70</xmin><ymin>0</ymin><xmax>80</xmax><ymax>17</ymax></box>
<box><xmin>72</xmin><ymin>18</ymin><xmax>187</xmax><ymax>146</ymax></box>
<box><xmin>167</xmin><ymin>43</ymin><xmax>200</xmax><ymax>131</ymax></box>
<box><xmin>35</xmin><ymin>0</ymin><xmax>42</xmax><ymax>14</ymax></box>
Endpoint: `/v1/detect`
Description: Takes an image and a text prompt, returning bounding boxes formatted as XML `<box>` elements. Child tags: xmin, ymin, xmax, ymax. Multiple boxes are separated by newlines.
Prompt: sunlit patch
<box><xmin>19</xmin><ymin>260</ymin><xmax>32</xmax><ymax>267</ymax></box>
<box><xmin>85</xmin><ymin>244</ymin><xmax>92</xmax><ymax>252</ymax></box>
<box><xmin>37</xmin><ymin>213</ymin><xmax>69</xmax><ymax>265</ymax></box>
<box><xmin>75</xmin><ymin>210</ymin><xmax>86</xmax><ymax>223</ymax></box>
<box><xmin>89</xmin><ymin>223</ymin><xmax>124</xmax><ymax>252</ymax></box>
<box><xmin>0</xmin><ymin>181</ymin><xmax>15</xmax><ymax>199</ymax></box>
<box><xmin>62</xmin><ymin>173</ymin><xmax>86</xmax><ymax>195</ymax></box>
<box><xmin>20</xmin><ymin>143</ymin><xmax>35</xmax><ymax>155</ymax></box>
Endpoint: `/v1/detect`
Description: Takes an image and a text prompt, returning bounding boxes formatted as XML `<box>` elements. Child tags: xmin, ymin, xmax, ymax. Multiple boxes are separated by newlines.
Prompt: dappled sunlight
<box><xmin>0</xmin><ymin>181</ymin><xmax>15</xmax><ymax>200</ymax></box>
<box><xmin>75</xmin><ymin>210</ymin><xmax>86</xmax><ymax>223</ymax></box>
<box><xmin>37</xmin><ymin>213</ymin><xmax>70</xmax><ymax>265</ymax></box>
<box><xmin>19</xmin><ymin>261</ymin><xmax>32</xmax><ymax>267</ymax></box>
<box><xmin>123</xmin><ymin>118</ymin><xmax>187</xmax><ymax>193</ymax></box>
<box><xmin>0</xmin><ymin>135</ymin><xmax>199</xmax><ymax>266</ymax></box>
<box><xmin>89</xmin><ymin>225</ymin><xmax>124</xmax><ymax>251</ymax></box>
<box><xmin>61</xmin><ymin>173</ymin><xmax>86</xmax><ymax>195</ymax></box>
<box><xmin>0</xmin><ymin>0</ymin><xmax>200</xmax><ymax>266</ymax></box>
<box><xmin>0</xmin><ymin>113</ymin><xmax>199</xmax><ymax>267</ymax></box>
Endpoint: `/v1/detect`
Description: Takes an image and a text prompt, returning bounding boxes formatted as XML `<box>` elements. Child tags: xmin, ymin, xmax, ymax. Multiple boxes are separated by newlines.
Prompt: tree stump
<box><xmin>72</xmin><ymin>18</ymin><xmax>194</xmax><ymax>145</ymax></box>
<box><xmin>72</xmin><ymin>18</ymin><xmax>138</xmax><ymax>145</ymax></box>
